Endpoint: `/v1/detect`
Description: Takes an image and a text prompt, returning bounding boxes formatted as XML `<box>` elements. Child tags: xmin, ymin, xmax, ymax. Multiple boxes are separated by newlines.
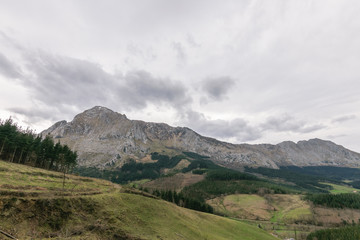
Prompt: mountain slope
<box><xmin>0</xmin><ymin>160</ymin><xmax>278</xmax><ymax>240</ymax></box>
<box><xmin>41</xmin><ymin>106</ymin><xmax>360</xmax><ymax>169</ymax></box>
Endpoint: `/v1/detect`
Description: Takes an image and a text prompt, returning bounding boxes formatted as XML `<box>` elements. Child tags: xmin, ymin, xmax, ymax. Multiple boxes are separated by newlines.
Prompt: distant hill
<box><xmin>42</xmin><ymin>106</ymin><xmax>360</xmax><ymax>169</ymax></box>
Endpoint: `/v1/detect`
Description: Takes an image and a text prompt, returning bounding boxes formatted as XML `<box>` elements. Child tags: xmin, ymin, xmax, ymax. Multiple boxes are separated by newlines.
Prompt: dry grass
<box><xmin>138</xmin><ymin>155</ymin><xmax>157</xmax><ymax>163</ymax></box>
<box><xmin>142</xmin><ymin>172</ymin><xmax>205</xmax><ymax>191</ymax></box>
<box><xmin>162</xmin><ymin>159</ymin><xmax>191</xmax><ymax>175</ymax></box>
<box><xmin>208</xmin><ymin>194</ymin><xmax>272</xmax><ymax>220</ymax></box>
<box><xmin>0</xmin><ymin>160</ymin><xmax>117</xmax><ymax>198</ymax></box>
<box><xmin>313</xmin><ymin>207</ymin><xmax>360</xmax><ymax>226</ymax></box>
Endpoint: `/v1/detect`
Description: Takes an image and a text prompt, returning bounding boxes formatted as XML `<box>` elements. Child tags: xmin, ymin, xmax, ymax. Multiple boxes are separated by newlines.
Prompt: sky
<box><xmin>1</xmin><ymin>0</ymin><xmax>360</xmax><ymax>152</ymax></box>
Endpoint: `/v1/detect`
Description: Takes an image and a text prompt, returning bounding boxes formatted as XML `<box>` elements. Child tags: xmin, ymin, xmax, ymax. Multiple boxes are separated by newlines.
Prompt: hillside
<box><xmin>41</xmin><ymin>106</ymin><xmax>360</xmax><ymax>169</ymax></box>
<box><xmin>0</xmin><ymin>160</ymin><xmax>279</xmax><ymax>240</ymax></box>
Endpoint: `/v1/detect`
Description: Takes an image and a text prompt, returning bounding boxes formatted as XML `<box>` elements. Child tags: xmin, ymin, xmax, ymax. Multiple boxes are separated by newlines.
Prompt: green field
<box><xmin>320</xmin><ymin>182</ymin><xmax>358</xmax><ymax>194</ymax></box>
<box><xmin>208</xmin><ymin>194</ymin><xmax>313</xmax><ymax>223</ymax></box>
<box><xmin>0</xmin><ymin>160</ymin><xmax>279</xmax><ymax>240</ymax></box>
<box><xmin>208</xmin><ymin>194</ymin><xmax>316</xmax><ymax>239</ymax></box>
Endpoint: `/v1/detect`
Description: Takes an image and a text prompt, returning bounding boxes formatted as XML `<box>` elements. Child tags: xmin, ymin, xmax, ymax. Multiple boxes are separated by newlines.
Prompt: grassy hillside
<box><xmin>0</xmin><ymin>160</ymin><xmax>116</xmax><ymax>198</ymax></box>
<box><xmin>207</xmin><ymin>193</ymin><xmax>360</xmax><ymax>239</ymax></box>
<box><xmin>208</xmin><ymin>194</ymin><xmax>313</xmax><ymax>224</ymax></box>
<box><xmin>0</xmin><ymin>160</ymin><xmax>279</xmax><ymax>240</ymax></box>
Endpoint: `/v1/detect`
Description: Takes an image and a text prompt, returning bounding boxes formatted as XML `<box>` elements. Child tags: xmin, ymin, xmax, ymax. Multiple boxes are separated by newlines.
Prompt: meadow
<box><xmin>0</xmin><ymin>160</ymin><xmax>279</xmax><ymax>240</ymax></box>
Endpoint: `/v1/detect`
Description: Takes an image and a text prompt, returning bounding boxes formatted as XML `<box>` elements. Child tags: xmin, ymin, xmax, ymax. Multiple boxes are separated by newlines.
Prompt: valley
<box><xmin>2</xmin><ymin>109</ymin><xmax>360</xmax><ymax>239</ymax></box>
<box><xmin>122</xmin><ymin>152</ymin><xmax>360</xmax><ymax>240</ymax></box>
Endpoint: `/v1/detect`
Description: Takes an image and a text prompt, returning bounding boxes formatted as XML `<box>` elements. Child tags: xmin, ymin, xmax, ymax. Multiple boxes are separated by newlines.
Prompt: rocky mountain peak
<box><xmin>81</xmin><ymin>106</ymin><xmax>121</xmax><ymax>116</ymax></box>
<box><xmin>41</xmin><ymin>106</ymin><xmax>360</xmax><ymax>169</ymax></box>
<box><xmin>73</xmin><ymin>106</ymin><xmax>128</xmax><ymax>123</ymax></box>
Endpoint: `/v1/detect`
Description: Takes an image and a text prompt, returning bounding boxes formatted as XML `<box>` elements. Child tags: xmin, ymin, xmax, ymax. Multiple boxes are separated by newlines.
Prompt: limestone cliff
<box><xmin>41</xmin><ymin>106</ymin><xmax>360</xmax><ymax>169</ymax></box>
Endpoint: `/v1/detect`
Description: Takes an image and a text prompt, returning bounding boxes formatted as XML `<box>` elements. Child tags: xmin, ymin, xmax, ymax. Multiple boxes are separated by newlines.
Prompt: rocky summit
<box><xmin>41</xmin><ymin>106</ymin><xmax>360</xmax><ymax>169</ymax></box>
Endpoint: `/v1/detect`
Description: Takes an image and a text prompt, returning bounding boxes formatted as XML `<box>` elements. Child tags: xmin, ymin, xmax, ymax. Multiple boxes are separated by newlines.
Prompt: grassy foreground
<box><xmin>0</xmin><ymin>160</ymin><xmax>279</xmax><ymax>240</ymax></box>
<box><xmin>0</xmin><ymin>160</ymin><xmax>116</xmax><ymax>198</ymax></box>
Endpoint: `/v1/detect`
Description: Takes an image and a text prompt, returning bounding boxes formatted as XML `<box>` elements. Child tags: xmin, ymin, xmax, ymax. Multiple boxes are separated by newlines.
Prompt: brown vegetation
<box><xmin>313</xmin><ymin>206</ymin><xmax>360</xmax><ymax>226</ymax></box>
<box><xmin>142</xmin><ymin>172</ymin><xmax>205</xmax><ymax>192</ymax></box>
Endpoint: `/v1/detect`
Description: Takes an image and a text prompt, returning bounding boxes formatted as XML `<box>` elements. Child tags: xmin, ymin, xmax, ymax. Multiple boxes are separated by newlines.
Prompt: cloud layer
<box><xmin>0</xmin><ymin>0</ymin><xmax>360</xmax><ymax>151</ymax></box>
<box><xmin>6</xmin><ymin>51</ymin><xmax>192</xmax><ymax>122</ymax></box>
<box><xmin>182</xmin><ymin>110</ymin><xmax>262</xmax><ymax>142</ymax></box>
<box><xmin>262</xmin><ymin>115</ymin><xmax>325</xmax><ymax>134</ymax></box>
<box><xmin>0</xmin><ymin>52</ymin><xmax>21</xmax><ymax>79</ymax></box>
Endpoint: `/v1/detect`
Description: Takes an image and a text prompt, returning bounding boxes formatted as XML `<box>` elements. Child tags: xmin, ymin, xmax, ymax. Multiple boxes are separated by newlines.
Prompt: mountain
<box><xmin>41</xmin><ymin>106</ymin><xmax>360</xmax><ymax>169</ymax></box>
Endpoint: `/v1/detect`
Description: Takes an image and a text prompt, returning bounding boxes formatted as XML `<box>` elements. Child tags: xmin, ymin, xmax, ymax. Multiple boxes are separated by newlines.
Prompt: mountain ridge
<box><xmin>41</xmin><ymin>106</ymin><xmax>360</xmax><ymax>169</ymax></box>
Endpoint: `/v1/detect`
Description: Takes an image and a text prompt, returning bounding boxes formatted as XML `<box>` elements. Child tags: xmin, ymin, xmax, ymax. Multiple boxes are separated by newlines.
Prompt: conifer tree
<box><xmin>0</xmin><ymin>118</ymin><xmax>77</xmax><ymax>172</ymax></box>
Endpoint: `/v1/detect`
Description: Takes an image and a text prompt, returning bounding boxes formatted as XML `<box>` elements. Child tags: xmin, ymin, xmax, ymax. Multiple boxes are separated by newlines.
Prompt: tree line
<box><xmin>0</xmin><ymin>118</ymin><xmax>77</xmax><ymax>172</ymax></box>
<box><xmin>181</xmin><ymin>179</ymin><xmax>290</xmax><ymax>202</ymax></box>
<box><xmin>245</xmin><ymin>166</ymin><xmax>333</xmax><ymax>193</ymax></box>
<box><xmin>286</xmin><ymin>166</ymin><xmax>360</xmax><ymax>181</ymax></box>
<box><xmin>307</xmin><ymin>224</ymin><xmax>360</xmax><ymax>240</ymax></box>
<box><xmin>181</xmin><ymin>169</ymin><xmax>292</xmax><ymax>202</ymax></box>
<box><xmin>74</xmin><ymin>153</ymin><xmax>186</xmax><ymax>184</ymax></box>
<box><xmin>305</xmin><ymin>193</ymin><xmax>360</xmax><ymax>209</ymax></box>
<box><xmin>151</xmin><ymin>189</ymin><xmax>214</xmax><ymax>214</ymax></box>
<box><xmin>206</xmin><ymin>169</ymin><xmax>259</xmax><ymax>181</ymax></box>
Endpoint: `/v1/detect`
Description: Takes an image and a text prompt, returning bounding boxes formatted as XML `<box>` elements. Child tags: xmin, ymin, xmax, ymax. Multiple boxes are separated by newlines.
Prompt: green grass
<box><xmin>209</xmin><ymin>194</ymin><xmax>318</xmax><ymax>240</ymax></box>
<box><xmin>0</xmin><ymin>160</ymin><xmax>279</xmax><ymax>240</ymax></box>
<box><xmin>126</xmin><ymin>178</ymin><xmax>151</xmax><ymax>188</ymax></box>
<box><xmin>284</xmin><ymin>207</ymin><xmax>312</xmax><ymax>221</ymax></box>
<box><xmin>320</xmin><ymin>182</ymin><xmax>358</xmax><ymax>194</ymax></box>
<box><xmin>227</xmin><ymin>194</ymin><xmax>264</xmax><ymax>203</ymax></box>
<box><xmin>89</xmin><ymin>193</ymin><xmax>279</xmax><ymax>240</ymax></box>
<box><xmin>209</xmin><ymin>194</ymin><xmax>313</xmax><ymax>225</ymax></box>
<box><xmin>0</xmin><ymin>160</ymin><xmax>116</xmax><ymax>197</ymax></box>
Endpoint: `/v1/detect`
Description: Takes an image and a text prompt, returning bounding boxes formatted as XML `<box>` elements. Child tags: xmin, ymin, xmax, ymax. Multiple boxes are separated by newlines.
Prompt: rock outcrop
<box><xmin>41</xmin><ymin>106</ymin><xmax>360</xmax><ymax>169</ymax></box>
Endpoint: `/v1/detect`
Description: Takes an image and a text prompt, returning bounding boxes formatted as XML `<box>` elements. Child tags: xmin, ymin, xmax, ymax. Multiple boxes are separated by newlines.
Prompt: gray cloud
<box><xmin>182</xmin><ymin>110</ymin><xmax>262</xmax><ymax>142</ymax></box>
<box><xmin>121</xmin><ymin>70</ymin><xmax>191</xmax><ymax>109</ymax></box>
<box><xmin>262</xmin><ymin>115</ymin><xmax>325</xmax><ymax>134</ymax></box>
<box><xmin>23</xmin><ymin>51</ymin><xmax>112</xmax><ymax>107</ymax></box>
<box><xmin>126</xmin><ymin>43</ymin><xmax>157</xmax><ymax>62</ymax></box>
<box><xmin>186</xmin><ymin>34</ymin><xmax>201</xmax><ymax>48</ymax></box>
<box><xmin>332</xmin><ymin>115</ymin><xmax>357</xmax><ymax>124</ymax></box>
<box><xmin>201</xmin><ymin>76</ymin><xmax>236</xmax><ymax>101</ymax></box>
<box><xmin>10</xmin><ymin>51</ymin><xmax>191</xmax><ymax>121</ymax></box>
<box><xmin>182</xmin><ymin>111</ymin><xmax>326</xmax><ymax>142</ymax></box>
<box><xmin>8</xmin><ymin>105</ymin><xmax>65</xmax><ymax>124</ymax></box>
<box><xmin>172</xmin><ymin>42</ymin><xmax>186</xmax><ymax>64</ymax></box>
<box><xmin>0</xmin><ymin>52</ymin><xmax>21</xmax><ymax>79</ymax></box>
<box><xmin>327</xmin><ymin>134</ymin><xmax>347</xmax><ymax>139</ymax></box>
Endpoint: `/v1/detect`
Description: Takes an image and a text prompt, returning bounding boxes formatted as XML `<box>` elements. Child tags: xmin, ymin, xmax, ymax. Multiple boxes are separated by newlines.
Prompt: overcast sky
<box><xmin>1</xmin><ymin>0</ymin><xmax>360</xmax><ymax>152</ymax></box>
